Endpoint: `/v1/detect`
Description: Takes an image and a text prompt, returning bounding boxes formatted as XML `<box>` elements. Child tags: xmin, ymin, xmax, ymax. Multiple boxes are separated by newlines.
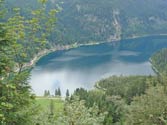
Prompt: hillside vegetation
<box><xmin>5</xmin><ymin>0</ymin><xmax>167</xmax><ymax>44</ymax></box>
<box><xmin>55</xmin><ymin>0</ymin><xmax>167</xmax><ymax>43</ymax></box>
<box><xmin>151</xmin><ymin>48</ymin><xmax>167</xmax><ymax>74</ymax></box>
<box><xmin>72</xmin><ymin>48</ymin><xmax>167</xmax><ymax>124</ymax></box>
<box><xmin>1</xmin><ymin>0</ymin><xmax>167</xmax><ymax>124</ymax></box>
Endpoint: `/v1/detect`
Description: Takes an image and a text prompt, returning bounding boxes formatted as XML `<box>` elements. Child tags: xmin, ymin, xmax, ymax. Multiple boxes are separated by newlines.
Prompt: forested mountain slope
<box><xmin>5</xmin><ymin>0</ymin><xmax>167</xmax><ymax>44</ymax></box>
<box><xmin>80</xmin><ymin>48</ymin><xmax>167</xmax><ymax>124</ymax></box>
<box><xmin>151</xmin><ymin>48</ymin><xmax>167</xmax><ymax>74</ymax></box>
<box><xmin>56</xmin><ymin>0</ymin><xmax>167</xmax><ymax>43</ymax></box>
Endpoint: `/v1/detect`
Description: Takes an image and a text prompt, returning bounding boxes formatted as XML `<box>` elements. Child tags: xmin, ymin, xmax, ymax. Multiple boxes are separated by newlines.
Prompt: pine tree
<box><xmin>55</xmin><ymin>89</ymin><xmax>58</xmax><ymax>96</ymax></box>
<box><xmin>58</xmin><ymin>88</ymin><xmax>61</xmax><ymax>96</ymax></box>
<box><xmin>47</xmin><ymin>90</ymin><xmax>50</xmax><ymax>97</ymax></box>
<box><xmin>44</xmin><ymin>90</ymin><xmax>48</xmax><ymax>97</ymax></box>
<box><xmin>57</xmin><ymin>96</ymin><xmax>107</xmax><ymax>124</ymax></box>
<box><xmin>66</xmin><ymin>89</ymin><xmax>70</xmax><ymax>97</ymax></box>
<box><xmin>0</xmin><ymin>0</ymin><xmax>57</xmax><ymax>124</ymax></box>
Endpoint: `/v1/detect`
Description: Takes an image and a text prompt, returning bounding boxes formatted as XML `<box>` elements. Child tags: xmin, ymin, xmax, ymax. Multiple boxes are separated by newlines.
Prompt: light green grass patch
<box><xmin>35</xmin><ymin>97</ymin><xmax>64</xmax><ymax>117</ymax></box>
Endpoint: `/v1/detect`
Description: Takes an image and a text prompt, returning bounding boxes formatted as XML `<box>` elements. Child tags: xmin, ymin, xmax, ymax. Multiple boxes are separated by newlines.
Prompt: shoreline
<box><xmin>23</xmin><ymin>41</ymin><xmax>106</xmax><ymax>70</ymax></box>
<box><xmin>123</xmin><ymin>33</ymin><xmax>167</xmax><ymax>40</ymax></box>
<box><xmin>24</xmin><ymin>34</ymin><xmax>167</xmax><ymax>70</ymax></box>
<box><xmin>95</xmin><ymin>59</ymin><xmax>160</xmax><ymax>91</ymax></box>
<box><xmin>149</xmin><ymin>58</ymin><xmax>161</xmax><ymax>75</ymax></box>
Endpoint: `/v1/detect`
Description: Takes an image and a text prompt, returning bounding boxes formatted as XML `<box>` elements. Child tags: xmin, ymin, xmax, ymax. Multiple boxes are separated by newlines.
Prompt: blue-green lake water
<box><xmin>30</xmin><ymin>36</ymin><xmax>167</xmax><ymax>96</ymax></box>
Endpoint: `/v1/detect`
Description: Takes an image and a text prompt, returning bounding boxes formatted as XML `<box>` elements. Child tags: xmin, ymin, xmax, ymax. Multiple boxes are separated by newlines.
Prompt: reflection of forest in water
<box><xmin>30</xmin><ymin>35</ymin><xmax>167</xmax><ymax>96</ymax></box>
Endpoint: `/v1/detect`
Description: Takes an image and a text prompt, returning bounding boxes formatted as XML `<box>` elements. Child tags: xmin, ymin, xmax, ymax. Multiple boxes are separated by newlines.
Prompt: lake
<box><xmin>30</xmin><ymin>35</ymin><xmax>167</xmax><ymax>96</ymax></box>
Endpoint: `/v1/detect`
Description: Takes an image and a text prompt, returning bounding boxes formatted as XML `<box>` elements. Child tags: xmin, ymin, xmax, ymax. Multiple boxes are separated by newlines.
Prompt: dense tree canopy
<box><xmin>0</xmin><ymin>0</ymin><xmax>57</xmax><ymax>124</ymax></box>
<box><xmin>125</xmin><ymin>85</ymin><xmax>167</xmax><ymax>124</ymax></box>
<box><xmin>151</xmin><ymin>48</ymin><xmax>167</xmax><ymax>74</ymax></box>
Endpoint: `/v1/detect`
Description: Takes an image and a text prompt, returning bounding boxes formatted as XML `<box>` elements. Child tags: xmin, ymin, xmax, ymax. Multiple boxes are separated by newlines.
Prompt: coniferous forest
<box><xmin>1</xmin><ymin>0</ymin><xmax>167</xmax><ymax>125</ymax></box>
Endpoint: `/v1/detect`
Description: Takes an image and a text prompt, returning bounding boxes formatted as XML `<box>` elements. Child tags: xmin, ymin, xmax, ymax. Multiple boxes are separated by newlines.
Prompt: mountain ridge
<box><xmin>5</xmin><ymin>0</ymin><xmax>167</xmax><ymax>44</ymax></box>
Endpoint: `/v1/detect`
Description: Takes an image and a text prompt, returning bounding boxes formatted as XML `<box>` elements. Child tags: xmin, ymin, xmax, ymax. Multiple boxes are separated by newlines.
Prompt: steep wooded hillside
<box><xmin>5</xmin><ymin>0</ymin><xmax>167</xmax><ymax>44</ymax></box>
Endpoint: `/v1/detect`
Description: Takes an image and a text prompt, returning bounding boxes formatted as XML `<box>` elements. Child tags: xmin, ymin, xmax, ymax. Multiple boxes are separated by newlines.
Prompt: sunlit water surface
<box><xmin>30</xmin><ymin>36</ymin><xmax>167</xmax><ymax>96</ymax></box>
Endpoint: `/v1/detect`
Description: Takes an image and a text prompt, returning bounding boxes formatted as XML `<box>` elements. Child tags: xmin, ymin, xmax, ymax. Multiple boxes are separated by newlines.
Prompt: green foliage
<box><xmin>5</xmin><ymin>0</ymin><xmax>167</xmax><ymax>45</ymax></box>
<box><xmin>125</xmin><ymin>85</ymin><xmax>167</xmax><ymax>125</ymax></box>
<box><xmin>57</xmin><ymin>96</ymin><xmax>107</xmax><ymax>125</ymax></box>
<box><xmin>35</xmin><ymin>98</ymin><xmax>64</xmax><ymax>115</ymax></box>
<box><xmin>66</xmin><ymin>89</ymin><xmax>70</xmax><ymax>97</ymax></box>
<box><xmin>3</xmin><ymin>0</ymin><xmax>57</xmax><ymax>64</ymax></box>
<box><xmin>151</xmin><ymin>48</ymin><xmax>167</xmax><ymax>74</ymax></box>
<box><xmin>53</xmin><ymin>0</ymin><xmax>167</xmax><ymax>43</ymax></box>
<box><xmin>33</xmin><ymin>97</ymin><xmax>106</xmax><ymax>125</ymax></box>
<box><xmin>72</xmin><ymin>74</ymin><xmax>165</xmax><ymax>125</ymax></box>
<box><xmin>0</xmin><ymin>0</ymin><xmax>57</xmax><ymax>124</ymax></box>
<box><xmin>98</xmin><ymin>76</ymin><xmax>149</xmax><ymax>104</ymax></box>
<box><xmin>1</xmin><ymin>0</ymin><xmax>167</xmax><ymax>124</ymax></box>
<box><xmin>44</xmin><ymin>90</ymin><xmax>50</xmax><ymax>97</ymax></box>
<box><xmin>73</xmin><ymin>88</ymin><xmax>126</xmax><ymax>124</ymax></box>
<box><xmin>34</xmin><ymin>98</ymin><xmax>64</xmax><ymax>125</ymax></box>
<box><xmin>0</xmin><ymin>14</ymin><xmax>34</xmax><ymax>124</ymax></box>
<box><xmin>55</xmin><ymin>88</ymin><xmax>61</xmax><ymax>97</ymax></box>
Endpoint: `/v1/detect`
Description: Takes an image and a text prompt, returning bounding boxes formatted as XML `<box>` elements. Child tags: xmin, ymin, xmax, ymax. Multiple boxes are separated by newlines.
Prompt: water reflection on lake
<box><xmin>30</xmin><ymin>36</ymin><xmax>167</xmax><ymax>96</ymax></box>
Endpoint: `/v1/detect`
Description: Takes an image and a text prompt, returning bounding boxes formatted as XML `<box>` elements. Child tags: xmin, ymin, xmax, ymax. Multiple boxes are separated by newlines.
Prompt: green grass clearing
<box><xmin>35</xmin><ymin>97</ymin><xmax>64</xmax><ymax>117</ymax></box>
